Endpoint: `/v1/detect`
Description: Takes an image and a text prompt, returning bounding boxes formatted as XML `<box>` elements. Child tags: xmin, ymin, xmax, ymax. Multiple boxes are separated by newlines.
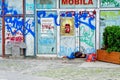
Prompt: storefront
<box><xmin>0</xmin><ymin>0</ymin><xmax>120</xmax><ymax>57</ymax></box>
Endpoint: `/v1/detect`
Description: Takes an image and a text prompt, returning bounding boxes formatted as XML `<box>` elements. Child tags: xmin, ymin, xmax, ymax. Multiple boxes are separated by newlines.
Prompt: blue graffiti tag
<box><xmin>60</xmin><ymin>11</ymin><xmax>96</xmax><ymax>30</ymax></box>
<box><xmin>25</xmin><ymin>19</ymin><xmax>35</xmax><ymax>37</ymax></box>
<box><xmin>5</xmin><ymin>17</ymin><xmax>35</xmax><ymax>37</ymax></box>
<box><xmin>78</xmin><ymin>12</ymin><xmax>96</xmax><ymax>30</ymax></box>
<box><xmin>5</xmin><ymin>17</ymin><xmax>24</xmax><ymax>35</ymax></box>
<box><xmin>1</xmin><ymin>2</ymin><xmax>19</xmax><ymax>15</ymax></box>
<box><xmin>37</xmin><ymin>11</ymin><xmax>59</xmax><ymax>26</ymax></box>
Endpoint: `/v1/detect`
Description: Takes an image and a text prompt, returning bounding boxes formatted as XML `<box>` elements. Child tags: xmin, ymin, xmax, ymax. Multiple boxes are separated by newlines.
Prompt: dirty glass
<box><xmin>36</xmin><ymin>0</ymin><xmax>57</xmax><ymax>9</ymax></box>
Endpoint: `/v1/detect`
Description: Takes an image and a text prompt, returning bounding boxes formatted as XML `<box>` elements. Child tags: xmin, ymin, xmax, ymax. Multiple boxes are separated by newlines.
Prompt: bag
<box><xmin>86</xmin><ymin>53</ymin><xmax>97</xmax><ymax>62</ymax></box>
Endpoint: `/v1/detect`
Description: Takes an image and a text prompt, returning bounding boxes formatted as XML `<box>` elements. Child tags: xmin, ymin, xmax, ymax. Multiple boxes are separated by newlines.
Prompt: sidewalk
<box><xmin>0</xmin><ymin>71</ymin><xmax>59</xmax><ymax>80</ymax></box>
<box><xmin>0</xmin><ymin>57</ymin><xmax>120</xmax><ymax>80</ymax></box>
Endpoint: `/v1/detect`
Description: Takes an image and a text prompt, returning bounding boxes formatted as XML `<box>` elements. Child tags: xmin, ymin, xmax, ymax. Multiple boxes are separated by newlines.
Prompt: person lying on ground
<box><xmin>62</xmin><ymin>51</ymin><xmax>86</xmax><ymax>59</ymax></box>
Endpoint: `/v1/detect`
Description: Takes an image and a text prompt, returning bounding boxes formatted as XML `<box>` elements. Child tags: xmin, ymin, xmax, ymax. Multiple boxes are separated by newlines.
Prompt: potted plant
<box><xmin>97</xmin><ymin>25</ymin><xmax>120</xmax><ymax>64</ymax></box>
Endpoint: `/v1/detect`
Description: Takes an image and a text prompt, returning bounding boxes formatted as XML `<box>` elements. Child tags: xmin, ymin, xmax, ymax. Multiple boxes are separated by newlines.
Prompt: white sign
<box><xmin>41</xmin><ymin>18</ymin><xmax>54</xmax><ymax>34</ymax></box>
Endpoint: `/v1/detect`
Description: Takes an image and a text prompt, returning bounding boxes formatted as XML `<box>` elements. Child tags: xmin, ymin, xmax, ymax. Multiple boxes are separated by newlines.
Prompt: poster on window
<box><xmin>60</xmin><ymin>18</ymin><xmax>74</xmax><ymax>36</ymax></box>
<box><xmin>41</xmin><ymin>18</ymin><xmax>54</xmax><ymax>35</ymax></box>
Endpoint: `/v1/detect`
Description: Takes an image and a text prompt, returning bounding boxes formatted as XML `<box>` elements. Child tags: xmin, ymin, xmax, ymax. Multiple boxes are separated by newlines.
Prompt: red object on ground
<box><xmin>86</xmin><ymin>53</ymin><xmax>97</xmax><ymax>62</ymax></box>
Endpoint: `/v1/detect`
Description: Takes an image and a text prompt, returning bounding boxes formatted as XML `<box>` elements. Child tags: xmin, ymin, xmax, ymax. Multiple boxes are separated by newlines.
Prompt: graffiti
<box><xmin>60</xmin><ymin>10</ymin><xmax>96</xmax><ymax>30</ymax></box>
<box><xmin>59</xmin><ymin>11</ymin><xmax>96</xmax><ymax>56</ymax></box>
<box><xmin>37</xmin><ymin>11</ymin><xmax>57</xmax><ymax>54</ymax></box>
<box><xmin>25</xmin><ymin>18</ymin><xmax>35</xmax><ymax>37</ymax></box>
<box><xmin>1</xmin><ymin>1</ymin><xmax>23</xmax><ymax>15</ymax></box>
<box><xmin>80</xmin><ymin>26</ymin><xmax>94</xmax><ymax>47</ymax></box>
<box><xmin>5</xmin><ymin>17</ymin><xmax>35</xmax><ymax>37</ymax></box>
<box><xmin>5</xmin><ymin>17</ymin><xmax>24</xmax><ymax>35</ymax></box>
<box><xmin>101</xmin><ymin>0</ymin><xmax>120</xmax><ymax>7</ymax></box>
<box><xmin>59</xmin><ymin>46</ymin><xmax>85</xmax><ymax>56</ymax></box>
<box><xmin>85</xmin><ymin>47</ymin><xmax>96</xmax><ymax>53</ymax></box>
<box><xmin>59</xmin><ymin>46</ymin><xmax>74</xmax><ymax>56</ymax></box>
<box><xmin>37</xmin><ymin>10</ymin><xmax>96</xmax><ymax>30</ymax></box>
<box><xmin>6</xmin><ymin>33</ymin><xmax>23</xmax><ymax>42</ymax></box>
<box><xmin>59</xmin><ymin>43</ymin><xmax>95</xmax><ymax>56</ymax></box>
<box><xmin>37</xmin><ymin>11</ymin><xmax>59</xmax><ymax>26</ymax></box>
<box><xmin>60</xmin><ymin>37</ymin><xmax>76</xmax><ymax>56</ymax></box>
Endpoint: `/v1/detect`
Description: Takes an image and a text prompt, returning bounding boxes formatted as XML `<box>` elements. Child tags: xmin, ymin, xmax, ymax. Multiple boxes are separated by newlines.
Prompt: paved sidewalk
<box><xmin>0</xmin><ymin>71</ymin><xmax>59</xmax><ymax>80</ymax></box>
<box><xmin>0</xmin><ymin>57</ymin><xmax>120</xmax><ymax>80</ymax></box>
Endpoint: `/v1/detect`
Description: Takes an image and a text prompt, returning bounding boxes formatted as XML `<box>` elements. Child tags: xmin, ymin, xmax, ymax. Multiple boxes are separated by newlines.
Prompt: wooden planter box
<box><xmin>97</xmin><ymin>50</ymin><xmax>120</xmax><ymax>64</ymax></box>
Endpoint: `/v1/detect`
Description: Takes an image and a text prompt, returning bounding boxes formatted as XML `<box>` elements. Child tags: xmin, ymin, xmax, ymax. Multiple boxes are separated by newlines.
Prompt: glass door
<box><xmin>37</xmin><ymin>11</ymin><xmax>57</xmax><ymax>54</ymax></box>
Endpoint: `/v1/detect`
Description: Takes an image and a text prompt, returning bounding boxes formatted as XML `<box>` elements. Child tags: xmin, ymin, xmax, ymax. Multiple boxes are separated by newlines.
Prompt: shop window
<box><xmin>100</xmin><ymin>0</ymin><xmax>120</xmax><ymax>8</ymax></box>
<box><xmin>26</xmin><ymin>0</ymin><xmax>34</xmax><ymax>14</ymax></box>
<box><xmin>99</xmin><ymin>10</ymin><xmax>120</xmax><ymax>48</ymax></box>
<box><xmin>36</xmin><ymin>0</ymin><xmax>57</xmax><ymax>9</ymax></box>
<box><xmin>4</xmin><ymin>0</ymin><xmax>23</xmax><ymax>15</ymax></box>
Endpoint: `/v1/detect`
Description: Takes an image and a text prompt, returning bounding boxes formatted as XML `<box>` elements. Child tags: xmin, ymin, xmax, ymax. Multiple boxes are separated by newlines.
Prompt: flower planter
<box><xmin>97</xmin><ymin>49</ymin><xmax>120</xmax><ymax>64</ymax></box>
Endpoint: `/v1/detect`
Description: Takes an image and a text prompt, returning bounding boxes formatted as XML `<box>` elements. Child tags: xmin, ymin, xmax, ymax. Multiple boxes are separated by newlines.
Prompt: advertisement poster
<box><xmin>41</xmin><ymin>18</ymin><xmax>54</xmax><ymax>35</ymax></box>
<box><xmin>60</xmin><ymin>18</ymin><xmax>74</xmax><ymax>36</ymax></box>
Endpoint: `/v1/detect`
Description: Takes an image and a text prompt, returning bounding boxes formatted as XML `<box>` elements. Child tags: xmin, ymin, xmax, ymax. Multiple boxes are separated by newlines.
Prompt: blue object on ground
<box><xmin>67</xmin><ymin>52</ymin><xmax>75</xmax><ymax>59</ymax></box>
